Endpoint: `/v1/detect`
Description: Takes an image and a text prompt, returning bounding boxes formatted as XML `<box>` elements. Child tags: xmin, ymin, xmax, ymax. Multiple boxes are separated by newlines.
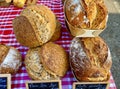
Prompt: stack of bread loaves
<box><xmin>64</xmin><ymin>0</ymin><xmax>112</xmax><ymax>82</ymax></box>
<box><xmin>12</xmin><ymin>5</ymin><xmax>69</xmax><ymax>80</ymax></box>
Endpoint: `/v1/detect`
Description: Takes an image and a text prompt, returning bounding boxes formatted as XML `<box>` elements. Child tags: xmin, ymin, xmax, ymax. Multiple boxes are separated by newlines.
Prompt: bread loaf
<box><xmin>64</xmin><ymin>0</ymin><xmax>108</xmax><ymax>36</ymax></box>
<box><xmin>25</xmin><ymin>42</ymin><xmax>69</xmax><ymax>80</ymax></box>
<box><xmin>69</xmin><ymin>37</ymin><xmax>112</xmax><ymax>82</ymax></box>
<box><xmin>13</xmin><ymin>5</ymin><xmax>56</xmax><ymax>47</ymax></box>
<box><xmin>65</xmin><ymin>0</ymin><xmax>108</xmax><ymax>29</ymax></box>
<box><xmin>0</xmin><ymin>44</ymin><xmax>22</xmax><ymax>74</ymax></box>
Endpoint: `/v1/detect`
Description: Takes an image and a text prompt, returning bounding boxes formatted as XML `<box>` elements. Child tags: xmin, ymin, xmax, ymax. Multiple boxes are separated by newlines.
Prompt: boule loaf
<box><xmin>0</xmin><ymin>44</ymin><xmax>22</xmax><ymax>74</ymax></box>
<box><xmin>13</xmin><ymin>5</ymin><xmax>56</xmax><ymax>47</ymax></box>
<box><xmin>69</xmin><ymin>37</ymin><xmax>112</xmax><ymax>82</ymax></box>
<box><xmin>25</xmin><ymin>42</ymin><xmax>69</xmax><ymax>80</ymax></box>
<box><xmin>64</xmin><ymin>0</ymin><xmax>108</xmax><ymax>37</ymax></box>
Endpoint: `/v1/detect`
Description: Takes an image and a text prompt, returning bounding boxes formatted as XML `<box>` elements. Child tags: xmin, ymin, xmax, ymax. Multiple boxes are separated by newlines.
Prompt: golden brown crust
<box><xmin>40</xmin><ymin>42</ymin><xmax>69</xmax><ymax>77</ymax></box>
<box><xmin>13</xmin><ymin>16</ymin><xmax>40</xmax><ymax>47</ymax></box>
<box><xmin>70</xmin><ymin>37</ymin><xmax>112</xmax><ymax>82</ymax></box>
<box><xmin>13</xmin><ymin>5</ymin><xmax>56</xmax><ymax>47</ymax></box>
<box><xmin>0</xmin><ymin>44</ymin><xmax>9</xmax><ymax>64</ymax></box>
<box><xmin>64</xmin><ymin>0</ymin><xmax>108</xmax><ymax>30</ymax></box>
<box><xmin>91</xmin><ymin>2</ymin><xmax>108</xmax><ymax>29</ymax></box>
<box><xmin>0</xmin><ymin>45</ymin><xmax>22</xmax><ymax>74</ymax></box>
<box><xmin>50</xmin><ymin>19</ymin><xmax>61</xmax><ymax>41</ymax></box>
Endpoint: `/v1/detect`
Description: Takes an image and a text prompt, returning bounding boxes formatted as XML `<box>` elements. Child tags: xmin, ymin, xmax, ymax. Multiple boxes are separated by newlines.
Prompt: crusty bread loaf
<box><xmin>13</xmin><ymin>5</ymin><xmax>56</xmax><ymax>47</ymax></box>
<box><xmin>69</xmin><ymin>37</ymin><xmax>112</xmax><ymax>82</ymax></box>
<box><xmin>0</xmin><ymin>44</ymin><xmax>22</xmax><ymax>74</ymax></box>
<box><xmin>25</xmin><ymin>42</ymin><xmax>69</xmax><ymax>80</ymax></box>
<box><xmin>25</xmin><ymin>47</ymin><xmax>59</xmax><ymax>80</ymax></box>
<box><xmin>65</xmin><ymin>0</ymin><xmax>108</xmax><ymax>29</ymax></box>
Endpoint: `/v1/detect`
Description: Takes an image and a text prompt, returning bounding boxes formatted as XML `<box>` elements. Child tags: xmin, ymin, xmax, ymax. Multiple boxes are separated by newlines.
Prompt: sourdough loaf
<box><xmin>25</xmin><ymin>42</ymin><xmax>69</xmax><ymax>80</ymax></box>
<box><xmin>64</xmin><ymin>0</ymin><xmax>108</xmax><ymax>36</ymax></box>
<box><xmin>0</xmin><ymin>44</ymin><xmax>22</xmax><ymax>74</ymax></box>
<box><xmin>69</xmin><ymin>37</ymin><xmax>112</xmax><ymax>82</ymax></box>
<box><xmin>13</xmin><ymin>5</ymin><xmax>56</xmax><ymax>47</ymax></box>
<box><xmin>65</xmin><ymin>0</ymin><xmax>108</xmax><ymax>29</ymax></box>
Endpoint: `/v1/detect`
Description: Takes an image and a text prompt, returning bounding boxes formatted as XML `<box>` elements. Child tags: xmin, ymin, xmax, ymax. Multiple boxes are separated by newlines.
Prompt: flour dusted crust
<box><xmin>13</xmin><ymin>5</ymin><xmax>56</xmax><ymax>47</ymax></box>
<box><xmin>70</xmin><ymin>37</ymin><xmax>112</xmax><ymax>82</ymax></box>
<box><xmin>64</xmin><ymin>0</ymin><xmax>108</xmax><ymax>29</ymax></box>
<box><xmin>25</xmin><ymin>42</ymin><xmax>69</xmax><ymax>80</ymax></box>
<box><xmin>0</xmin><ymin>44</ymin><xmax>22</xmax><ymax>74</ymax></box>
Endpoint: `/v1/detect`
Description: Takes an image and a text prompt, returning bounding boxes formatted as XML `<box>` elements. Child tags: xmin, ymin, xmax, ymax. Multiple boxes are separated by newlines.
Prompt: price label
<box><xmin>26</xmin><ymin>80</ymin><xmax>61</xmax><ymax>89</ymax></box>
<box><xmin>73</xmin><ymin>82</ymin><xmax>109</xmax><ymax>89</ymax></box>
<box><xmin>0</xmin><ymin>74</ymin><xmax>11</xmax><ymax>89</ymax></box>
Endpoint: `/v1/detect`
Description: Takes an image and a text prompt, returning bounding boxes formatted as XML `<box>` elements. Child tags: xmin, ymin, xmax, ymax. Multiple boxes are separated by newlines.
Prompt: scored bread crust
<box><xmin>13</xmin><ymin>5</ymin><xmax>56</xmax><ymax>47</ymax></box>
<box><xmin>25</xmin><ymin>47</ymin><xmax>59</xmax><ymax>80</ymax></box>
<box><xmin>64</xmin><ymin>0</ymin><xmax>108</xmax><ymax>30</ymax></box>
<box><xmin>40</xmin><ymin>42</ymin><xmax>69</xmax><ymax>77</ymax></box>
<box><xmin>0</xmin><ymin>44</ymin><xmax>22</xmax><ymax>74</ymax></box>
<box><xmin>70</xmin><ymin>37</ymin><xmax>112</xmax><ymax>82</ymax></box>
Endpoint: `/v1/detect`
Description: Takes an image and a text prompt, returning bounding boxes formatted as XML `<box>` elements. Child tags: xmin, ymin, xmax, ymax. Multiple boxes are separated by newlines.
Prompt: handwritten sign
<box><xmin>73</xmin><ymin>82</ymin><xmax>109</xmax><ymax>89</ymax></box>
<box><xmin>26</xmin><ymin>80</ymin><xmax>61</xmax><ymax>89</ymax></box>
<box><xmin>0</xmin><ymin>74</ymin><xmax>11</xmax><ymax>89</ymax></box>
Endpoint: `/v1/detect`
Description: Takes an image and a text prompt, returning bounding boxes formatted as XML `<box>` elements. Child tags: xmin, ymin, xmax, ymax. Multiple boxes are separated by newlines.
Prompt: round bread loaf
<box><xmin>69</xmin><ymin>37</ymin><xmax>112</xmax><ymax>82</ymax></box>
<box><xmin>25</xmin><ymin>42</ymin><xmax>69</xmax><ymax>80</ymax></box>
<box><xmin>0</xmin><ymin>44</ymin><xmax>22</xmax><ymax>74</ymax></box>
<box><xmin>13</xmin><ymin>5</ymin><xmax>56</xmax><ymax>47</ymax></box>
<box><xmin>64</xmin><ymin>0</ymin><xmax>108</xmax><ymax>29</ymax></box>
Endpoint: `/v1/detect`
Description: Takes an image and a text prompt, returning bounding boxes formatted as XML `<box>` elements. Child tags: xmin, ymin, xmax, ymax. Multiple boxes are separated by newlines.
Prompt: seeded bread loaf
<box><xmin>25</xmin><ymin>42</ymin><xmax>69</xmax><ymax>80</ymax></box>
<box><xmin>69</xmin><ymin>37</ymin><xmax>112</xmax><ymax>82</ymax></box>
<box><xmin>25</xmin><ymin>47</ymin><xmax>59</xmax><ymax>80</ymax></box>
<box><xmin>0</xmin><ymin>44</ymin><xmax>22</xmax><ymax>74</ymax></box>
<box><xmin>13</xmin><ymin>5</ymin><xmax>56</xmax><ymax>47</ymax></box>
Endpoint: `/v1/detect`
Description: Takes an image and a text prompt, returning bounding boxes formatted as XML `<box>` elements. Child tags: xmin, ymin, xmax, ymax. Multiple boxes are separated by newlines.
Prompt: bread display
<box><xmin>64</xmin><ymin>0</ymin><xmax>108</xmax><ymax>37</ymax></box>
<box><xmin>13</xmin><ymin>5</ymin><xmax>56</xmax><ymax>47</ymax></box>
<box><xmin>0</xmin><ymin>44</ymin><xmax>22</xmax><ymax>74</ymax></box>
<box><xmin>69</xmin><ymin>37</ymin><xmax>112</xmax><ymax>82</ymax></box>
<box><xmin>25</xmin><ymin>42</ymin><xmax>69</xmax><ymax>80</ymax></box>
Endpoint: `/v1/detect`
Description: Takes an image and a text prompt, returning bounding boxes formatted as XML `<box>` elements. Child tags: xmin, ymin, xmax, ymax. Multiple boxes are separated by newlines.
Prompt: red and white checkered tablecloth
<box><xmin>0</xmin><ymin>0</ymin><xmax>117</xmax><ymax>89</ymax></box>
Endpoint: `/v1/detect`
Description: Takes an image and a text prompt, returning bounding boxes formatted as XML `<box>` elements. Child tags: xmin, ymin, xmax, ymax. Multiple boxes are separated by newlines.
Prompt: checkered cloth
<box><xmin>0</xmin><ymin>0</ymin><xmax>117</xmax><ymax>89</ymax></box>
